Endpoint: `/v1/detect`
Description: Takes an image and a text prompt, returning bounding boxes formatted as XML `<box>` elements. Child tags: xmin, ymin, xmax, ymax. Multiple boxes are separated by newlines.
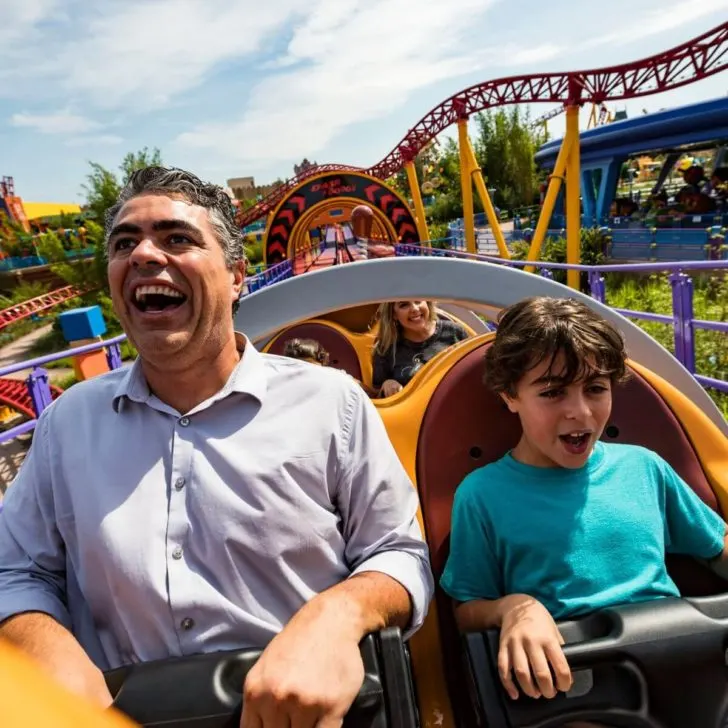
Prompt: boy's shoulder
<box><xmin>599</xmin><ymin>441</ymin><xmax>665</xmax><ymax>469</ymax></box>
<box><xmin>455</xmin><ymin>455</ymin><xmax>515</xmax><ymax>499</ymax></box>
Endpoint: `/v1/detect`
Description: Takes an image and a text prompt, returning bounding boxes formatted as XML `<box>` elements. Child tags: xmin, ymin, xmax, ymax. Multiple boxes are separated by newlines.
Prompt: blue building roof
<box><xmin>535</xmin><ymin>96</ymin><xmax>728</xmax><ymax>168</ymax></box>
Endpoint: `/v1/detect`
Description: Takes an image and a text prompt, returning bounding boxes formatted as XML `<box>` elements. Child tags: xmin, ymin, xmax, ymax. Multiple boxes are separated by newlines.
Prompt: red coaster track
<box><xmin>238</xmin><ymin>21</ymin><xmax>728</xmax><ymax>228</ymax></box>
<box><xmin>0</xmin><ymin>284</ymin><xmax>89</xmax><ymax>332</ymax></box>
<box><xmin>0</xmin><ymin>378</ymin><xmax>63</xmax><ymax>419</ymax></box>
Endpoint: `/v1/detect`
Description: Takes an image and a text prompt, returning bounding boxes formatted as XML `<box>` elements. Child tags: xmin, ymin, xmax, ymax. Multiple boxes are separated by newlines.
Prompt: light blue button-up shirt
<box><xmin>0</xmin><ymin>335</ymin><xmax>433</xmax><ymax>670</ymax></box>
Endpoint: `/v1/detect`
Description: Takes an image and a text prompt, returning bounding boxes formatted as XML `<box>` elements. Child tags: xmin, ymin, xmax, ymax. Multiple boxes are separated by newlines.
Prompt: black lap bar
<box><xmin>463</xmin><ymin>594</ymin><xmax>728</xmax><ymax>728</ymax></box>
<box><xmin>105</xmin><ymin>627</ymin><xmax>418</xmax><ymax>728</ymax></box>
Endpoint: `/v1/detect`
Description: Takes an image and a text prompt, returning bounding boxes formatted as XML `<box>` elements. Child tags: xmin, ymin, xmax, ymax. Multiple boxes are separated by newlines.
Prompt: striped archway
<box><xmin>264</xmin><ymin>171</ymin><xmax>419</xmax><ymax>265</ymax></box>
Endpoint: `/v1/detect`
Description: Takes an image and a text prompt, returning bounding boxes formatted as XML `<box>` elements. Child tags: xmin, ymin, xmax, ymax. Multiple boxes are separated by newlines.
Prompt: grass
<box><xmin>605</xmin><ymin>273</ymin><xmax>728</xmax><ymax>419</ymax></box>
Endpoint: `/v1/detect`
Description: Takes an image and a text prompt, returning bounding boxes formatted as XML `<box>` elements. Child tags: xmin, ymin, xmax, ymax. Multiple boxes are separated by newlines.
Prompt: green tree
<box><xmin>473</xmin><ymin>107</ymin><xmax>540</xmax><ymax>211</ymax></box>
<box><xmin>82</xmin><ymin>147</ymin><xmax>163</xmax><ymax>226</ymax></box>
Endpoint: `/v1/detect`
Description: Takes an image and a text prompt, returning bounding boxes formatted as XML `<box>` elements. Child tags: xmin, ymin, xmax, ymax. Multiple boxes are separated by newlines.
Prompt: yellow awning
<box><xmin>22</xmin><ymin>202</ymin><xmax>82</xmax><ymax>221</ymax></box>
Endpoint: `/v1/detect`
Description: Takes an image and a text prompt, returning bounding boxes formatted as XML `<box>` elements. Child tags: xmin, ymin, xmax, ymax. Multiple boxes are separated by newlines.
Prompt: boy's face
<box><xmin>501</xmin><ymin>353</ymin><xmax>613</xmax><ymax>469</ymax></box>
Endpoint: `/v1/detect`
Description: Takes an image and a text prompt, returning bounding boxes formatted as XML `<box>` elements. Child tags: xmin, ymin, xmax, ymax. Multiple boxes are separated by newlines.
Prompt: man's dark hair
<box><xmin>105</xmin><ymin>166</ymin><xmax>246</xmax><ymax>313</ymax></box>
<box><xmin>282</xmin><ymin>338</ymin><xmax>330</xmax><ymax>366</ymax></box>
<box><xmin>484</xmin><ymin>296</ymin><xmax>628</xmax><ymax>396</ymax></box>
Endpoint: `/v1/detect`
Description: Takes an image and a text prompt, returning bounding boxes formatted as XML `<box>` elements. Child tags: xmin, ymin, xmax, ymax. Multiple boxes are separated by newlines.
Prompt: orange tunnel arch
<box><xmin>264</xmin><ymin>171</ymin><xmax>420</xmax><ymax>266</ymax></box>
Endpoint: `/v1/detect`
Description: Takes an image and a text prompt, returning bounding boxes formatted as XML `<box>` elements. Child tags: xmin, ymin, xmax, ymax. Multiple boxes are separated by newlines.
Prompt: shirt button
<box><xmin>179</xmin><ymin>416</ymin><xmax>190</xmax><ymax>427</ymax></box>
<box><xmin>181</xmin><ymin>617</ymin><xmax>194</xmax><ymax>631</ymax></box>
<box><xmin>172</xmin><ymin>546</ymin><xmax>183</xmax><ymax>560</ymax></box>
<box><xmin>174</xmin><ymin>477</ymin><xmax>185</xmax><ymax>491</ymax></box>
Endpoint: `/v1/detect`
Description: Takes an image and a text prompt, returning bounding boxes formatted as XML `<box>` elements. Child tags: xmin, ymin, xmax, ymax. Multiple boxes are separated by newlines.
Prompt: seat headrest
<box><xmin>266</xmin><ymin>322</ymin><xmax>363</xmax><ymax>381</ymax></box>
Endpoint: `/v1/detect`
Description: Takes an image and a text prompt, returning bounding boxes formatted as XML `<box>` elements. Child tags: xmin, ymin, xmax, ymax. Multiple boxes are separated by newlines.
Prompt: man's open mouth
<box><xmin>133</xmin><ymin>285</ymin><xmax>188</xmax><ymax>313</ymax></box>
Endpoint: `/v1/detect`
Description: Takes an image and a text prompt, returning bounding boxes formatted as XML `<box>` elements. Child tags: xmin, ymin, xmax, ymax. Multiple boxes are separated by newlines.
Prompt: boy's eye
<box><xmin>540</xmin><ymin>388</ymin><xmax>564</xmax><ymax>399</ymax></box>
<box><xmin>587</xmin><ymin>384</ymin><xmax>608</xmax><ymax>394</ymax></box>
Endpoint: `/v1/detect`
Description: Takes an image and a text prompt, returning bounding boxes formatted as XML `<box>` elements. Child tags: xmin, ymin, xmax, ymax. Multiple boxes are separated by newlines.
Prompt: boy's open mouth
<box><xmin>133</xmin><ymin>285</ymin><xmax>187</xmax><ymax>313</ymax></box>
<box><xmin>559</xmin><ymin>432</ymin><xmax>591</xmax><ymax>454</ymax></box>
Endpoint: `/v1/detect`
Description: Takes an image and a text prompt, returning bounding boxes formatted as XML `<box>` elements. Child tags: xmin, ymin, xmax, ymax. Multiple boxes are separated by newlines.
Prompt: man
<box><xmin>0</xmin><ymin>167</ymin><xmax>434</xmax><ymax>727</ymax></box>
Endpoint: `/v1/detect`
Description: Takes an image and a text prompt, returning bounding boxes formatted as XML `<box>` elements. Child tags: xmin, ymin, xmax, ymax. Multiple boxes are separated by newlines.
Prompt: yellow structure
<box><xmin>523</xmin><ymin>104</ymin><xmax>582</xmax><ymax>288</ymax></box>
<box><xmin>22</xmin><ymin>202</ymin><xmax>82</xmax><ymax>221</ymax></box>
<box><xmin>0</xmin><ymin>639</ymin><xmax>137</xmax><ymax>727</ymax></box>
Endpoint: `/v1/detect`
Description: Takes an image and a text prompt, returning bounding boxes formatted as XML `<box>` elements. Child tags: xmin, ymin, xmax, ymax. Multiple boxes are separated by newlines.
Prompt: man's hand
<box><xmin>0</xmin><ymin>612</ymin><xmax>113</xmax><ymax>709</ymax></box>
<box><xmin>497</xmin><ymin>595</ymin><xmax>572</xmax><ymax>701</ymax></box>
<box><xmin>242</xmin><ymin>618</ymin><xmax>364</xmax><ymax>728</ymax></box>
<box><xmin>241</xmin><ymin>572</ymin><xmax>411</xmax><ymax>728</ymax></box>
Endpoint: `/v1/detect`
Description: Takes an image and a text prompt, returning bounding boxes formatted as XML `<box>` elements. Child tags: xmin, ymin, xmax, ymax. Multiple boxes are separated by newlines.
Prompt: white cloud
<box><xmin>589</xmin><ymin>0</ymin><xmax>728</xmax><ymax>47</ymax></box>
<box><xmin>0</xmin><ymin>0</ymin><xmax>59</xmax><ymax>45</ymax></box>
<box><xmin>177</xmin><ymin>0</ymin><xmax>513</xmax><ymax>165</ymax></box>
<box><xmin>65</xmin><ymin>134</ymin><xmax>124</xmax><ymax>147</ymax></box>
<box><xmin>10</xmin><ymin>111</ymin><xmax>100</xmax><ymax>134</ymax></box>
<box><xmin>53</xmin><ymin>0</ymin><xmax>306</xmax><ymax>108</ymax></box>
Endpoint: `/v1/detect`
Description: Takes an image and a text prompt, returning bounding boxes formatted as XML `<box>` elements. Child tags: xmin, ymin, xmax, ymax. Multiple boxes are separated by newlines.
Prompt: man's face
<box><xmin>107</xmin><ymin>193</ymin><xmax>244</xmax><ymax>367</ymax></box>
<box><xmin>501</xmin><ymin>352</ymin><xmax>613</xmax><ymax>469</ymax></box>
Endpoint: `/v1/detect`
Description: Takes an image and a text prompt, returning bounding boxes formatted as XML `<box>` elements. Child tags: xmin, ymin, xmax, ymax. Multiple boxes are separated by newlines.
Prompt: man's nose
<box><xmin>130</xmin><ymin>238</ymin><xmax>166</xmax><ymax>267</ymax></box>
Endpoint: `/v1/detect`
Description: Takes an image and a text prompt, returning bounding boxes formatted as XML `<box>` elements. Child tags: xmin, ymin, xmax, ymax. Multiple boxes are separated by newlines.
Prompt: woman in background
<box><xmin>373</xmin><ymin>301</ymin><xmax>469</xmax><ymax>397</ymax></box>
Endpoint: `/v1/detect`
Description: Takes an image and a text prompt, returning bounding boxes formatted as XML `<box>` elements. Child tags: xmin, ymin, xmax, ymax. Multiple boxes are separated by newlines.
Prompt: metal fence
<box><xmin>0</xmin><ymin>245</ymin><xmax>725</xmax><ymax>447</ymax></box>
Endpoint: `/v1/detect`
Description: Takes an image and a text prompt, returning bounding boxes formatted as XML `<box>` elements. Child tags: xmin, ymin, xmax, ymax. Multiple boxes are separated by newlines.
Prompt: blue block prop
<box><xmin>58</xmin><ymin>306</ymin><xmax>107</xmax><ymax>342</ymax></box>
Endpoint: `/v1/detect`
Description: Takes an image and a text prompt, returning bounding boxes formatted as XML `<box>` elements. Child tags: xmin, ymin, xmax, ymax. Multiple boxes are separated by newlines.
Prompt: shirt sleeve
<box><xmin>0</xmin><ymin>409</ymin><xmax>71</xmax><ymax>628</ymax></box>
<box><xmin>659</xmin><ymin>455</ymin><xmax>725</xmax><ymax>560</ymax></box>
<box><xmin>440</xmin><ymin>474</ymin><xmax>503</xmax><ymax>603</ymax></box>
<box><xmin>336</xmin><ymin>384</ymin><xmax>434</xmax><ymax>638</ymax></box>
<box><xmin>372</xmin><ymin>350</ymin><xmax>391</xmax><ymax>388</ymax></box>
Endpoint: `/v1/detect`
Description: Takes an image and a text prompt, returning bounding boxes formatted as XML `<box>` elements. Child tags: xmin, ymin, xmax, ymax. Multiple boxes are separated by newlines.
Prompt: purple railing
<box><xmin>0</xmin><ymin>248</ymin><xmax>725</xmax><ymax>450</ymax></box>
<box><xmin>395</xmin><ymin>244</ymin><xmax>728</xmax><ymax>395</ymax></box>
<box><xmin>0</xmin><ymin>335</ymin><xmax>126</xmax><ymax>446</ymax></box>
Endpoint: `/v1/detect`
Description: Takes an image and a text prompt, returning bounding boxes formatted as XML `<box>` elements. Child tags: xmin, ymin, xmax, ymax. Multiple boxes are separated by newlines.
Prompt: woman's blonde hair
<box><xmin>374</xmin><ymin>301</ymin><xmax>438</xmax><ymax>357</ymax></box>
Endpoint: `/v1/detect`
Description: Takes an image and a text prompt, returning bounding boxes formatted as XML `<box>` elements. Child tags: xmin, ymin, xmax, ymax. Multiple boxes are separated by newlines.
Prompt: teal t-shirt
<box><xmin>440</xmin><ymin>442</ymin><xmax>725</xmax><ymax>620</ymax></box>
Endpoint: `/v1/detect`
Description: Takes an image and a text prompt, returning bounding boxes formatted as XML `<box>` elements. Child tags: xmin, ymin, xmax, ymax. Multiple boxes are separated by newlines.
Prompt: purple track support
<box><xmin>669</xmin><ymin>272</ymin><xmax>696</xmax><ymax>373</ymax></box>
<box><xmin>589</xmin><ymin>271</ymin><xmax>606</xmax><ymax>304</ymax></box>
<box><xmin>106</xmin><ymin>342</ymin><xmax>123</xmax><ymax>370</ymax></box>
<box><xmin>26</xmin><ymin>366</ymin><xmax>53</xmax><ymax>417</ymax></box>
<box><xmin>669</xmin><ymin>272</ymin><xmax>684</xmax><ymax>367</ymax></box>
<box><xmin>682</xmin><ymin>275</ymin><xmax>696</xmax><ymax>374</ymax></box>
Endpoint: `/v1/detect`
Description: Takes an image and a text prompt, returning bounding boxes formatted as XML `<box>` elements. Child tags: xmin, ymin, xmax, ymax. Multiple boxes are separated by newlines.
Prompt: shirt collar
<box><xmin>112</xmin><ymin>332</ymin><xmax>268</xmax><ymax>412</ymax></box>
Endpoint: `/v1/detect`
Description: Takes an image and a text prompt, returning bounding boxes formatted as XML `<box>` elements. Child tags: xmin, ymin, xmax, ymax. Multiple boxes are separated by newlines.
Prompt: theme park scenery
<box><xmin>0</xmin><ymin>21</ymin><xmax>727</xmax><ymax>727</ymax></box>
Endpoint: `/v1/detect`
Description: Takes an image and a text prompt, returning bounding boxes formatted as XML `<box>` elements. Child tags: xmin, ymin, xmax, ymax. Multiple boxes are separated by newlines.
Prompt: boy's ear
<box><xmin>499</xmin><ymin>390</ymin><xmax>518</xmax><ymax>413</ymax></box>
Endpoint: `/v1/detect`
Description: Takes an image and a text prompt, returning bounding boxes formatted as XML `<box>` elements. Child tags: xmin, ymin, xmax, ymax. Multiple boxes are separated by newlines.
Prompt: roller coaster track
<box><xmin>238</xmin><ymin>21</ymin><xmax>728</xmax><ymax>228</ymax></box>
<box><xmin>0</xmin><ymin>284</ymin><xmax>90</xmax><ymax>332</ymax></box>
<box><xmin>0</xmin><ymin>377</ymin><xmax>63</xmax><ymax>419</ymax></box>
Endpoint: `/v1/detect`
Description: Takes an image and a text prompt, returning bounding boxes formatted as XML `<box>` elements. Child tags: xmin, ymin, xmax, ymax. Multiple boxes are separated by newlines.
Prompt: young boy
<box><xmin>440</xmin><ymin>296</ymin><xmax>728</xmax><ymax>715</ymax></box>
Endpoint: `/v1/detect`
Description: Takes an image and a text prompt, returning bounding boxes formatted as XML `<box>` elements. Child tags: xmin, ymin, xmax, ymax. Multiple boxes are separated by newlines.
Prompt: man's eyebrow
<box><xmin>108</xmin><ymin>222</ymin><xmax>142</xmax><ymax>238</ymax></box>
<box><xmin>151</xmin><ymin>219</ymin><xmax>201</xmax><ymax>235</ymax></box>
<box><xmin>108</xmin><ymin>219</ymin><xmax>202</xmax><ymax>238</ymax></box>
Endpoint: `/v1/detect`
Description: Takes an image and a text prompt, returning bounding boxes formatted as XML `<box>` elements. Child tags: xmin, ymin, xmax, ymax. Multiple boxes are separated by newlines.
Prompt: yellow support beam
<box><xmin>565</xmin><ymin>105</ymin><xmax>581</xmax><ymax>290</ymax></box>
<box><xmin>404</xmin><ymin>161</ymin><xmax>431</xmax><ymax>245</ymax></box>
<box><xmin>524</xmin><ymin>122</ymin><xmax>574</xmax><ymax>271</ymax></box>
<box><xmin>457</xmin><ymin>119</ymin><xmax>476</xmax><ymax>254</ymax></box>
<box><xmin>463</xmin><ymin>134</ymin><xmax>510</xmax><ymax>259</ymax></box>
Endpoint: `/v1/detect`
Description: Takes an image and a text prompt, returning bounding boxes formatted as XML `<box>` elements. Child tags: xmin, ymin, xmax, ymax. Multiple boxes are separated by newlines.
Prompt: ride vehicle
<box><xmin>8</xmin><ymin>256</ymin><xmax>728</xmax><ymax>728</ymax></box>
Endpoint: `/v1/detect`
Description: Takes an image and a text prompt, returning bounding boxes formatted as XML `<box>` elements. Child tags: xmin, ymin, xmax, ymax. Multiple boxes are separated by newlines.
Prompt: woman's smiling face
<box><xmin>393</xmin><ymin>301</ymin><xmax>432</xmax><ymax>337</ymax></box>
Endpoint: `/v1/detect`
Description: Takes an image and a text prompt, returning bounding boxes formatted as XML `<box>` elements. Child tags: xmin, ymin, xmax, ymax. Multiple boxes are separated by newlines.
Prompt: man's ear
<box><xmin>231</xmin><ymin>260</ymin><xmax>245</xmax><ymax>300</ymax></box>
<box><xmin>499</xmin><ymin>390</ymin><xmax>519</xmax><ymax>413</ymax></box>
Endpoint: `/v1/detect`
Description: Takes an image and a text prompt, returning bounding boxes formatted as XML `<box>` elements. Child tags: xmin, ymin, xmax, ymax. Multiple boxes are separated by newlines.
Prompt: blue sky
<box><xmin>2</xmin><ymin>0</ymin><xmax>727</xmax><ymax>204</ymax></box>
